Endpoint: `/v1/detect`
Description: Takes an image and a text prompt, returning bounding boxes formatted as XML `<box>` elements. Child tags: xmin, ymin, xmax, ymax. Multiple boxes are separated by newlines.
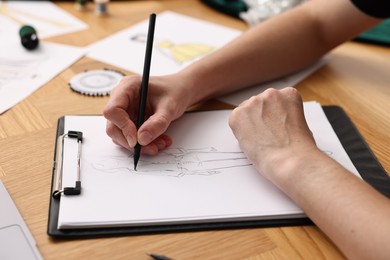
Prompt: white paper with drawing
<box><xmin>87</xmin><ymin>11</ymin><xmax>324</xmax><ymax>100</ymax></box>
<box><xmin>87</xmin><ymin>11</ymin><xmax>241</xmax><ymax>75</ymax></box>
<box><xmin>58</xmin><ymin>102</ymin><xmax>359</xmax><ymax>229</ymax></box>
<box><xmin>0</xmin><ymin>1</ymin><xmax>87</xmax><ymax>39</ymax></box>
<box><xmin>0</xmin><ymin>40</ymin><xmax>85</xmax><ymax>114</ymax></box>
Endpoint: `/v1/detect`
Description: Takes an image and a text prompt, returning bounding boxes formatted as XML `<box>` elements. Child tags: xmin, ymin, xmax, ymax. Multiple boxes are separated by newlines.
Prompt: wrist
<box><xmin>176</xmin><ymin>70</ymin><xmax>211</xmax><ymax>107</ymax></box>
<box><xmin>177</xmin><ymin>59</ymin><xmax>231</xmax><ymax>106</ymax></box>
<box><xmin>258</xmin><ymin>146</ymin><xmax>325</xmax><ymax>189</ymax></box>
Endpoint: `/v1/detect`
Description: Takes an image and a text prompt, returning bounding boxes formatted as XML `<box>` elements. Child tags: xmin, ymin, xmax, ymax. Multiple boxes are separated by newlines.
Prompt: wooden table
<box><xmin>1</xmin><ymin>1</ymin><xmax>389</xmax><ymax>259</ymax></box>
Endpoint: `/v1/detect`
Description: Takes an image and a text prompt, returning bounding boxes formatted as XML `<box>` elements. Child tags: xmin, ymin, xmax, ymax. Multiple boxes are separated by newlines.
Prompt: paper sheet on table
<box><xmin>0</xmin><ymin>39</ymin><xmax>85</xmax><ymax>114</ymax></box>
<box><xmin>0</xmin><ymin>1</ymin><xmax>88</xmax><ymax>39</ymax></box>
<box><xmin>57</xmin><ymin>102</ymin><xmax>359</xmax><ymax>229</ymax></box>
<box><xmin>87</xmin><ymin>11</ymin><xmax>325</xmax><ymax>101</ymax></box>
<box><xmin>218</xmin><ymin>59</ymin><xmax>327</xmax><ymax>106</ymax></box>
<box><xmin>87</xmin><ymin>11</ymin><xmax>242</xmax><ymax>76</ymax></box>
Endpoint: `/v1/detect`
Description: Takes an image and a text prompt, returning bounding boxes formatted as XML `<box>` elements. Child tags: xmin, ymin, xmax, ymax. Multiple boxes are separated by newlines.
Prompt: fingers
<box><xmin>141</xmin><ymin>134</ymin><xmax>173</xmax><ymax>155</ymax></box>
<box><xmin>103</xmin><ymin>75</ymin><xmax>176</xmax><ymax>154</ymax></box>
<box><xmin>229</xmin><ymin>87</ymin><xmax>315</xmax><ymax>176</ymax></box>
<box><xmin>230</xmin><ymin>87</ymin><xmax>315</xmax><ymax>150</ymax></box>
<box><xmin>233</xmin><ymin>87</ymin><xmax>304</xmax><ymax>121</ymax></box>
<box><xmin>258</xmin><ymin>87</ymin><xmax>302</xmax><ymax>108</ymax></box>
<box><xmin>105</xmin><ymin>107</ymin><xmax>137</xmax><ymax>147</ymax></box>
<box><xmin>229</xmin><ymin>87</ymin><xmax>304</xmax><ymax>140</ymax></box>
<box><xmin>274</xmin><ymin>87</ymin><xmax>304</xmax><ymax>113</ymax></box>
<box><xmin>105</xmin><ymin>120</ymin><xmax>133</xmax><ymax>150</ymax></box>
<box><xmin>137</xmin><ymin>112</ymin><xmax>171</xmax><ymax>146</ymax></box>
<box><xmin>103</xmin><ymin>76</ymin><xmax>141</xmax><ymax>149</ymax></box>
<box><xmin>105</xmin><ymin>118</ymin><xmax>172</xmax><ymax>155</ymax></box>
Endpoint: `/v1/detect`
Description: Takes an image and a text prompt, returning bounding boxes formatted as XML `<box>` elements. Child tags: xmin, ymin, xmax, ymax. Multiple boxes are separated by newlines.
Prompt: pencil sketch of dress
<box><xmin>91</xmin><ymin>147</ymin><xmax>252</xmax><ymax>177</ymax></box>
<box><xmin>131</xmin><ymin>34</ymin><xmax>215</xmax><ymax>65</ymax></box>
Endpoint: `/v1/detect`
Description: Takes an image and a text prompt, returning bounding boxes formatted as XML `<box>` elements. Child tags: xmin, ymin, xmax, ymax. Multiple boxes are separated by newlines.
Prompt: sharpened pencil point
<box><xmin>148</xmin><ymin>253</ymin><xmax>173</xmax><ymax>260</ymax></box>
<box><xmin>133</xmin><ymin>155</ymin><xmax>139</xmax><ymax>171</ymax></box>
<box><xmin>133</xmin><ymin>143</ymin><xmax>140</xmax><ymax>170</ymax></box>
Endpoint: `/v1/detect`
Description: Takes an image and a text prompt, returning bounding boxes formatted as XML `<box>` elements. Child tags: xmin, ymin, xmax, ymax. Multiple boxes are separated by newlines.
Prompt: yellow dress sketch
<box><xmin>157</xmin><ymin>40</ymin><xmax>214</xmax><ymax>64</ymax></box>
<box><xmin>131</xmin><ymin>34</ymin><xmax>215</xmax><ymax>65</ymax></box>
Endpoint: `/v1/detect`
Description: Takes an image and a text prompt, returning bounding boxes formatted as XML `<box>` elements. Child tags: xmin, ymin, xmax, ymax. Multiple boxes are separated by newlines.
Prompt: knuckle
<box><xmin>119</xmin><ymin>75</ymin><xmax>138</xmax><ymax>85</ymax></box>
<box><xmin>153</xmin><ymin>113</ymin><xmax>170</xmax><ymax>129</ymax></box>
<box><xmin>263</xmin><ymin>88</ymin><xmax>279</xmax><ymax>97</ymax></box>
<box><xmin>229</xmin><ymin>108</ymin><xmax>241</xmax><ymax>127</ymax></box>
<box><xmin>102</xmin><ymin>106</ymin><xmax>112</xmax><ymax>119</ymax></box>
<box><xmin>285</xmin><ymin>86</ymin><xmax>299</xmax><ymax>96</ymax></box>
<box><xmin>105</xmin><ymin>122</ymin><xmax>116</xmax><ymax>137</ymax></box>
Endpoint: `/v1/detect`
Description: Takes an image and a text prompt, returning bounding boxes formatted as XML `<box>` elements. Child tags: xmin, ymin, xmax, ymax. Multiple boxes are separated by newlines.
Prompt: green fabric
<box><xmin>355</xmin><ymin>19</ymin><xmax>390</xmax><ymax>46</ymax></box>
<box><xmin>201</xmin><ymin>0</ymin><xmax>248</xmax><ymax>18</ymax></box>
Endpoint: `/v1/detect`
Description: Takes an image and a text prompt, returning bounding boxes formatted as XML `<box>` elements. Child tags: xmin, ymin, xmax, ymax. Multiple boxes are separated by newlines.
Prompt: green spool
<box><xmin>19</xmin><ymin>25</ymin><xmax>39</xmax><ymax>50</ymax></box>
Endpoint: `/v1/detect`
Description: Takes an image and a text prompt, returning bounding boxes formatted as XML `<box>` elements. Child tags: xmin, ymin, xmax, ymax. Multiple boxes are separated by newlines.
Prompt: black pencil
<box><xmin>134</xmin><ymin>13</ymin><xmax>156</xmax><ymax>170</ymax></box>
<box><xmin>148</xmin><ymin>253</ymin><xmax>173</xmax><ymax>260</ymax></box>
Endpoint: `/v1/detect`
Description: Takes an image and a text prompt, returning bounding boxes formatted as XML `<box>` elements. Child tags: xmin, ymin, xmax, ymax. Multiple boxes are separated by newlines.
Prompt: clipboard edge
<box><xmin>323</xmin><ymin>106</ymin><xmax>390</xmax><ymax>197</ymax></box>
<box><xmin>47</xmin><ymin>108</ymin><xmax>390</xmax><ymax>239</ymax></box>
<box><xmin>47</xmin><ymin>116</ymin><xmax>65</xmax><ymax>237</ymax></box>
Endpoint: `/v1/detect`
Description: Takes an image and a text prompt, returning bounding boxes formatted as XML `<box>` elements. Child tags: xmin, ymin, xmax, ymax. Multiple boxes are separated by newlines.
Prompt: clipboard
<box><xmin>47</xmin><ymin>106</ymin><xmax>390</xmax><ymax>239</ymax></box>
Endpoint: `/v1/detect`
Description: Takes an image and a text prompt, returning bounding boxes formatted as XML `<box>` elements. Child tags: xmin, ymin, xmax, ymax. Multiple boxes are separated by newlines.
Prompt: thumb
<box><xmin>138</xmin><ymin>112</ymin><xmax>172</xmax><ymax>146</ymax></box>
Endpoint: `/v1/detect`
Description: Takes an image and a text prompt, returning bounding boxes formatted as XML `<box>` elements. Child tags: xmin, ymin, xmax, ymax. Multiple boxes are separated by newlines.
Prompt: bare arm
<box><xmin>284</xmin><ymin>149</ymin><xmax>390</xmax><ymax>260</ymax></box>
<box><xmin>228</xmin><ymin>88</ymin><xmax>390</xmax><ymax>259</ymax></box>
<box><xmin>178</xmin><ymin>0</ymin><xmax>382</xmax><ymax>104</ymax></box>
<box><xmin>104</xmin><ymin>0</ymin><xmax>382</xmax><ymax>153</ymax></box>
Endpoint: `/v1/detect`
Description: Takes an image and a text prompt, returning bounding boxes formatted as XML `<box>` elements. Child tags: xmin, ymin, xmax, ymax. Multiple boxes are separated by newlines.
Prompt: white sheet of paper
<box><xmin>0</xmin><ymin>1</ymin><xmax>88</xmax><ymax>39</ymax></box>
<box><xmin>87</xmin><ymin>11</ymin><xmax>324</xmax><ymax>101</ymax></box>
<box><xmin>87</xmin><ymin>11</ymin><xmax>242</xmax><ymax>76</ymax></box>
<box><xmin>58</xmin><ymin>102</ymin><xmax>359</xmax><ymax>229</ymax></box>
<box><xmin>218</xmin><ymin>59</ymin><xmax>327</xmax><ymax>106</ymax></box>
<box><xmin>303</xmin><ymin>101</ymin><xmax>360</xmax><ymax>178</ymax></box>
<box><xmin>0</xmin><ymin>39</ymin><xmax>85</xmax><ymax>114</ymax></box>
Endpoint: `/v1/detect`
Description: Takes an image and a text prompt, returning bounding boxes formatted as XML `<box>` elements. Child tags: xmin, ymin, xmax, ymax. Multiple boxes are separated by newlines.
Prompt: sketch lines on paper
<box><xmin>0</xmin><ymin>56</ymin><xmax>46</xmax><ymax>90</ymax></box>
<box><xmin>131</xmin><ymin>34</ymin><xmax>215</xmax><ymax>65</ymax></box>
<box><xmin>0</xmin><ymin>2</ymin><xmax>72</xmax><ymax>30</ymax></box>
<box><xmin>322</xmin><ymin>150</ymin><xmax>333</xmax><ymax>156</ymax></box>
<box><xmin>91</xmin><ymin>147</ymin><xmax>252</xmax><ymax>177</ymax></box>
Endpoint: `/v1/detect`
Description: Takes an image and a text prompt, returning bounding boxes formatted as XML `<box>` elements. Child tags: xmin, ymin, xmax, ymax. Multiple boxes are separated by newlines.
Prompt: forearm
<box><xmin>177</xmin><ymin>13</ymin><xmax>322</xmax><ymax>105</ymax></box>
<box><xmin>177</xmin><ymin>0</ymin><xmax>381</xmax><ymax>106</ymax></box>
<box><xmin>228</xmin><ymin>86</ymin><xmax>390</xmax><ymax>258</ymax></box>
<box><xmin>270</xmin><ymin>149</ymin><xmax>390</xmax><ymax>259</ymax></box>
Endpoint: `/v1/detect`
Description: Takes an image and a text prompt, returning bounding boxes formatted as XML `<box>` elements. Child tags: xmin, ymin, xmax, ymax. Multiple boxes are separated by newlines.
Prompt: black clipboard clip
<box><xmin>52</xmin><ymin>131</ymin><xmax>83</xmax><ymax>199</ymax></box>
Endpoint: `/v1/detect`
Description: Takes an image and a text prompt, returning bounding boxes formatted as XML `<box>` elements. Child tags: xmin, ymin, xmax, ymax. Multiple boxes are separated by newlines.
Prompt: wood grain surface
<box><xmin>0</xmin><ymin>1</ymin><xmax>389</xmax><ymax>259</ymax></box>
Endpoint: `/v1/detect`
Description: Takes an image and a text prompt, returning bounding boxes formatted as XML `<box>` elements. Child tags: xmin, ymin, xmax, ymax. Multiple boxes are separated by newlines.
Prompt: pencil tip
<box><xmin>133</xmin><ymin>147</ymin><xmax>140</xmax><ymax>171</ymax></box>
<box><xmin>134</xmin><ymin>157</ymin><xmax>139</xmax><ymax>171</ymax></box>
<box><xmin>134</xmin><ymin>157</ymin><xmax>138</xmax><ymax>171</ymax></box>
<box><xmin>147</xmin><ymin>253</ymin><xmax>172</xmax><ymax>260</ymax></box>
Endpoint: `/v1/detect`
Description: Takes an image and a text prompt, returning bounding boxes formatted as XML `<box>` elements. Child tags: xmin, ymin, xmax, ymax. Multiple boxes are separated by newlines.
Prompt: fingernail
<box><xmin>139</xmin><ymin>131</ymin><xmax>152</xmax><ymax>145</ymax></box>
<box><xmin>127</xmin><ymin>135</ymin><xmax>136</xmax><ymax>148</ymax></box>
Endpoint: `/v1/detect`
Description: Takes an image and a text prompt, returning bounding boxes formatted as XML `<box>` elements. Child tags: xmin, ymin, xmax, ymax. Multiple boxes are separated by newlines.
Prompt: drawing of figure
<box><xmin>131</xmin><ymin>34</ymin><xmax>215</xmax><ymax>65</ymax></box>
<box><xmin>91</xmin><ymin>147</ymin><xmax>252</xmax><ymax>177</ymax></box>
